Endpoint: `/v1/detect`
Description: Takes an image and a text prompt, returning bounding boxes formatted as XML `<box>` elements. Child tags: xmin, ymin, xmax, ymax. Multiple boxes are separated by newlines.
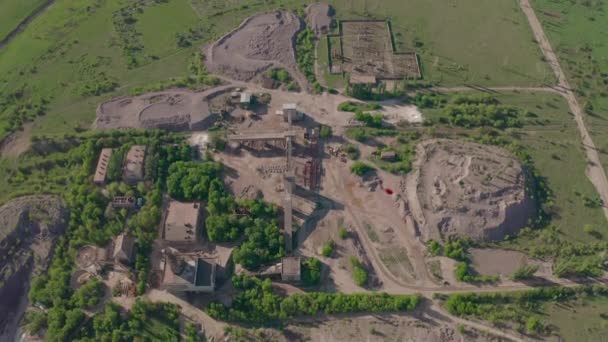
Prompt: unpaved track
<box><xmin>520</xmin><ymin>0</ymin><xmax>608</xmax><ymax>221</ymax></box>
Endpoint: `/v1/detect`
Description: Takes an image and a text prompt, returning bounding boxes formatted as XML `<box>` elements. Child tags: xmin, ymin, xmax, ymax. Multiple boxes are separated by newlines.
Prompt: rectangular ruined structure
<box><xmin>281</xmin><ymin>256</ymin><xmax>301</xmax><ymax>282</ymax></box>
<box><xmin>94</xmin><ymin>148</ymin><xmax>113</xmax><ymax>185</ymax></box>
<box><xmin>161</xmin><ymin>253</ymin><xmax>216</xmax><ymax>293</ymax></box>
<box><xmin>113</xmin><ymin>233</ymin><xmax>135</xmax><ymax>265</ymax></box>
<box><xmin>163</xmin><ymin>201</ymin><xmax>202</xmax><ymax>244</ymax></box>
<box><xmin>331</xmin><ymin>20</ymin><xmax>421</xmax><ymax>82</ymax></box>
<box><xmin>123</xmin><ymin>145</ymin><xmax>146</xmax><ymax>184</ymax></box>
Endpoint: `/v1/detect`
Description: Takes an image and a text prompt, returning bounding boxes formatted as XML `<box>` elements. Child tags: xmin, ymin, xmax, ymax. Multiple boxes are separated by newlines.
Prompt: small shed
<box><xmin>281</xmin><ymin>256</ymin><xmax>301</xmax><ymax>283</ymax></box>
<box><xmin>380</xmin><ymin>151</ymin><xmax>396</xmax><ymax>161</ymax></box>
<box><xmin>282</xmin><ymin>103</ymin><xmax>303</xmax><ymax>122</ymax></box>
<box><xmin>240</xmin><ymin>92</ymin><xmax>252</xmax><ymax>108</ymax></box>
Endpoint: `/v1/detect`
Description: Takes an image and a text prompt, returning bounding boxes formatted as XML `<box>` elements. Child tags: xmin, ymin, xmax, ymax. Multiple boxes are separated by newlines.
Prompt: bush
<box><xmin>319</xmin><ymin>125</ymin><xmax>332</xmax><ymax>139</ymax></box>
<box><xmin>207</xmin><ymin>276</ymin><xmax>420</xmax><ymax>323</ymax></box>
<box><xmin>354</xmin><ymin>110</ymin><xmax>383</xmax><ymax>128</ymax></box>
<box><xmin>350</xmin><ymin>161</ymin><xmax>374</xmax><ymax>176</ymax></box>
<box><xmin>346</xmin><ymin>127</ymin><xmax>369</xmax><ymax>142</ymax></box>
<box><xmin>350</xmin><ymin>257</ymin><xmax>368</xmax><ymax>286</ymax></box>
<box><xmin>443</xmin><ymin>95</ymin><xmax>522</xmax><ymax>129</ymax></box>
<box><xmin>338</xmin><ymin>227</ymin><xmax>349</xmax><ymax>239</ymax></box>
<box><xmin>510</xmin><ymin>264</ymin><xmax>539</xmax><ymax>281</ymax></box>
<box><xmin>321</xmin><ymin>240</ymin><xmax>335</xmax><ymax>257</ymax></box>
<box><xmin>427</xmin><ymin>240</ymin><xmax>442</xmax><ymax>256</ymax></box>
<box><xmin>302</xmin><ymin>257</ymin><xmax>322</xmax><ymax>286</ymax></box>
<box><xmin>344</xmin><ymin>144</ymin><xmax>360</xmax><ymax>159</ymax></box>
<box><xmin>338</xmin><ymin>101</ymin><xmax>382</xmax><ymax>112</ymax></box>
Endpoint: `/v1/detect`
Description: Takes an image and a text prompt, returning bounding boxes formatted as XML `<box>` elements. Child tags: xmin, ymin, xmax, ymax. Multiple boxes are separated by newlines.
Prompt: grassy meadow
<box><xmin>546</xmin><ymin>296</ymin><xmax>608</xmax><ymax>342</ymax></box>
<box><xmin>0</xmin><ymin>0</ymin><xmax>47</xmax><ymax>40</ymax></box>
<box><xmin>0</xmin><ymin>0</ymin><xmax>554</xmax><ymax>144</ymax></box>
<box><xmin>531</xmin><ymin>0</ymin><xmax>608</xmax><ymax>175</ymax></box>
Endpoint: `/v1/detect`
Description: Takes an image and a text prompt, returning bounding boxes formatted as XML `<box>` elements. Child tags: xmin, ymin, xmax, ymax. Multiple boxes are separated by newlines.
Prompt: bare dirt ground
<box><xmin>411</xmin><ymin>139</ymin><xmax>535</xmax><ymax>242</ymax></box>
<box><xmin>0</xmin><ymin>195</ymin><xmax>68</xmax><ymax>341</ymax></box>
<box><xmin>0</xmin><ymin>123</ymin><xmax>32</xmax><ymax>157</ymax></box>
<box><xmin>470</xmin><ymin>248</ymin><xmax>551</xmax><ymax>278</ymax></box>
<box><xmin>95</xmin><ymin>85</ymin><xmax>234</xmax><ymax>130</ymax></box>
<box><xmin>305</xmin><ymin>3</ymin><xmax>333</xmax><ymax>37</ymax></box>
<box><xmin>224</xmin><ymin>308</ymin><xmax>515</xmax><ymax>342</ymax></box>
<box><xmin>205</xmin><ymin>11</ymin><xmax>308</xmax><ymax>90</ymax></box>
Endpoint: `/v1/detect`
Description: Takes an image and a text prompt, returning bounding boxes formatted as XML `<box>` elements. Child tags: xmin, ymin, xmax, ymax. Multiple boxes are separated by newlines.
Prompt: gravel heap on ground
<box><xmin>205</xmin><ymin>11</ymin><xmax>305</xmax><ymax>85</ymax></box>
<box><xmin>305</xmin><ymin>3</ymin><xmax>333</xmax><ymax>36</ymax></box>
<box><xmin>415</xmin><ymin>139</ymin><xmax>535</xmax><ymax>241</ymax></box>
<box><xmin>0</xmin><ymin>196</ymin><xmax>68</xmax><ymax>339</ymax></box>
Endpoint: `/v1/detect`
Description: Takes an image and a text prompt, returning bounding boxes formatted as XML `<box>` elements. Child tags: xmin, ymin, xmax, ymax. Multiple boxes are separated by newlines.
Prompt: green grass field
<box><xmin>531</xmin><ymin>0</ymin><xmax>608</xmax><ymax>178</ymax></box>
<box><xmin>0</xmin><ymin>0</ymin><xmax>555</xmax><ymax>143</ymax></box>
<box><xmin>323</xmin><ymin>0</ymin><xmax>554</xmax><ymax>86</ymax></box>
<box><xmin>0</xmin><ymin>0</ymin><xmax>47</xmax><ymax>41</ymax></box>
<box><xmin>420</xmin><ymin>90</ymin><xmax>606</xmax><ymax>242</ymax></box>
<box><xmin>547</xmin><ymin>297</ymin><xmax>608</xmax><ymax>342</ymax></box>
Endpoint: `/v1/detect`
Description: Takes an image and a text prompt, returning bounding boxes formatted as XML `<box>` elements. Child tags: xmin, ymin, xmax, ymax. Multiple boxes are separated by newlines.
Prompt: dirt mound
<box><xmin>95</xmin><ymin>86</ymin><xmax>236</xmax><ymax>130</ymax></box>
<box><xmin>205</xmin><ymin>11</ymin><xmax>306</xmax><ymax>87</ymax></box>
<box><xmin>305</xmin><ymin>3</ymin><xmax>333</xmax><ymax>36</ymax></box>
<box><xmin>414</xmin><ymin>139</ymin><xmax>535</xmax><ymax>241</ymax></box>
<box><xmin>0</xmin><ymin>196</ymin><xmax>68</xmax><ymax>339</ymax></box>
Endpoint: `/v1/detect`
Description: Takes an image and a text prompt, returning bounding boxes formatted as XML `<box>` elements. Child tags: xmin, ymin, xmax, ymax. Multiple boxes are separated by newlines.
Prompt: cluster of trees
<box><xmin>25</xmin><ymin>131</ymin><xmax>189</xmax><ymax>339</ymax></box>
<box><xmin>411</xmin><ymin>92</ymin><xmax>445</xmax><ymax>108</ymax></box>
<box><xmin>442</xmin><ymin>285</ymin><xmax>608</xmax><ymax>335</ymax></box>
<box><xmin>296</xmin><ymin>27</ymin><xmax>323</xmax><ymax>93</ymax></box>
<box><xmin>232</xmin><ymin>217</ymin><xmax>284</xmax><ymax>270</ymax></box>
<box><xmin>267</xmin><ymin>67</ymin><xmax>293</xmax><ymax>89</ymax></box>
<box><xmin>442</xmin><ymin>95</ymin><xmax>523</xmax><ymax>129</ymax></box>
<box><xmin>354</xmin><ymin>110</ymin><xmax>383</xmax><ymax>128</ymax></box>
<box><xmin>167</xmin><ymin>161</ymin><xmax>223</xmax><ymax>200</ymax></box>
<box><xmin>207</xmin><ymin>275</ymin><xmax>420</xmax><ymax>324</ymax></box>
<box><xmin>350</xmin><ymin>161</ymin><xmax>374</xmax><ymax>176</ymax></box>
<box><xmin>73</xmin><ymin>300</ymin><xmax>181</xmax><ymax>341</ymax></box>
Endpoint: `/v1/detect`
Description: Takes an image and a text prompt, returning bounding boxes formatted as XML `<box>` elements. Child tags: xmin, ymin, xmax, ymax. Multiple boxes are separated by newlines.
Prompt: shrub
<box><xmin>319</xmin><ymin>125</ymin><xmax>332</xmax><ymax>139</ymax></box>
<box><xmin>301</xmin><ymin>257</ymin><xmax>322</xmax><ymax>286</ymax></box>
<box><xmin>350</xmin><ymin>257</ymin><xmax>368</xmax><ymax>286</ymax></box>
<box><xmin>427</xmin><ymin>240</ymin><xmax>442</xmax><ymax>256</ymax></box>
<box><xmin>338</xmin><ymin>227</ymin><xmax>349</xmax><ymax>239</ymax></box>
<box><xmin>346</xmin><ymin>127</ymin><xmax>369</xmax><ymax>142</ymax></box>
<box><xmin>510</xmin><ymin>264</ymin><xmax>539</xmax><ymax>281</ymax></box>
<box><xmin>321</xmin><ymin>240</ymin><xmax>335</xmax><ymax>257</ymax></box>
<box><xmin>344</xmin><ymin>144</ymin><xmax>360</xmax><ymax>159</ymax></box>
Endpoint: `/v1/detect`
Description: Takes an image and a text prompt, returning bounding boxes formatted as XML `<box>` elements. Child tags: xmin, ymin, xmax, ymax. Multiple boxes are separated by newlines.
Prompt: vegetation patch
<box><xmin>439</xmin><ymin>285</ymin><xmax>608</xmax><ymax>337</ymax></box>
<box><xmin>207</xmin><ymin>275</ymin><xmax>419</xmax><ymax>324</ymax></box>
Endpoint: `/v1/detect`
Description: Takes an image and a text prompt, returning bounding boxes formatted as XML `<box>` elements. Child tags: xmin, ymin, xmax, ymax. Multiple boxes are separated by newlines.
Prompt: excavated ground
<box><xmin>413</xmin><ymin>139</ymin><xmax>535</xmax><ymax>241</ymax></box>
<box><xmin>204</xmin><ymin>11</ymin><xmax>308</xmax><ymax>89</ymax></box>
<box><xmin>0</xmin><ymin>196</ymin><xmax>68</xmax><ymax>340</ymax></box>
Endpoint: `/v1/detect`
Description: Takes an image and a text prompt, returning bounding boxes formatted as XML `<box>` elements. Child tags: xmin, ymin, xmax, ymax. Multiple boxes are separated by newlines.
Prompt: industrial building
<box><xmin>123</xmin><ymin>145</ymin><xmax>146</xmax><ymax>184</ymax></box>
<box><xmin>163</xmin><ymin>201</ymin><xmax>202</xmax><ymax>245</ymax></box>
<box><xmin>94</xmin><ymin>148</ymin><xmax>113</xmax><ymax>185</ymax></box>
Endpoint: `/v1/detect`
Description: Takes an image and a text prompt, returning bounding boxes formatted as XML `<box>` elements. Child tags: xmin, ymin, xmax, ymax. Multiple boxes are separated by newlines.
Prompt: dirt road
<box><xmin>520</xmin><ymin>0</ymin><xmax>608</xmax><ymax>221</ymax></box>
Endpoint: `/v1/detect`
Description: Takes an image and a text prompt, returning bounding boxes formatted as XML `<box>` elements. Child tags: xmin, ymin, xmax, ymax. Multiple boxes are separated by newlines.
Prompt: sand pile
<box><xmin>414</xmin><ymin>139</ymin><xmax>535</xmax><ymax>241</ymax></box>
<box><xmin>205</xmin><ymin>11</ymin><xmax>305</xmax><ymax>86</ymax></box>
<box><xmin>305</xmin><ymin>3</ymin><xmax>333</xmax><ymax>36</ymax></box>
